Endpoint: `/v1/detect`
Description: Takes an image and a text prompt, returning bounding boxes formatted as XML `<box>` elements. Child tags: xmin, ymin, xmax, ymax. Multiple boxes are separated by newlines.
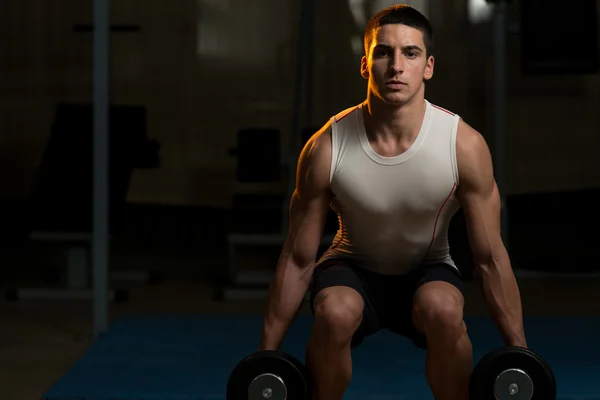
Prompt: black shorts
<box><xmin>309</xmin><ymin>258</ymin><xmax>465</xmax><ymax>349</ymax></box>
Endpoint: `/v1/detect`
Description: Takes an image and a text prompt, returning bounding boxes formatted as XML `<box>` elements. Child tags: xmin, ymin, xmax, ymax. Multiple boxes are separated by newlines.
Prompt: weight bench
<box><xmin>5</xmin><ymin>102</ymin><xmax>160</xmax><ymax>302</ymax></box>
<box><xmin>5</xmin><ymin>230</ymin><xmax>145</xmax><ymax>301</ymax></box>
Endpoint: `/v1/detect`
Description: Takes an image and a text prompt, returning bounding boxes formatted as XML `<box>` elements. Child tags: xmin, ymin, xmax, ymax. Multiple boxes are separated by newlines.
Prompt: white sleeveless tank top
<box><xmin>319</xmin><ymin>100</ymin><xmax>462</xmax><ymax>275</ymax></box>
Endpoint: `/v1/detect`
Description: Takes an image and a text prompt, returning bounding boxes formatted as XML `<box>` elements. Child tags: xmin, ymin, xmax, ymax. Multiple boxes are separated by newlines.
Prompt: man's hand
<box><xmin>455</xmin><ymin>119</ymin><xmax>527</xmax><ymax>348</ymax></box>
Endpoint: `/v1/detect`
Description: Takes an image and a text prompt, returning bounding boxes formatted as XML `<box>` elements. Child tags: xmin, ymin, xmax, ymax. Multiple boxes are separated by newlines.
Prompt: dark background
<box><xmin>0</xmin><ymin>0</ymin><xmax>599</xmax><ymax>398</ymax></box>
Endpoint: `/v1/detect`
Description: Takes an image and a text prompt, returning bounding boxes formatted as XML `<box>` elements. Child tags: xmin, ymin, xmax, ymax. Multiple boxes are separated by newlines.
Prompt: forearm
<box><xmin>260</xmin><ymin>256</ymin><xmax>314</xmax><ymax>350</ymax></box>
<box><xmin>477</xmin><ymin>251</ymin><xmax>527</xmax><ymax>347</ymax></box>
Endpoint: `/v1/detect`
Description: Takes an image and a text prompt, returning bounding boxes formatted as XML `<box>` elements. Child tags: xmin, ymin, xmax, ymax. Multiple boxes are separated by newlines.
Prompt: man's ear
<box><xmin>360</xmin><ymin>55</ymin><xmax>369</xmax><ymax>79</ymax></box>
<box><xmin>424</xmin><ymin>55</ymin><xmax>434</xmax><ymax>81</ymax></box>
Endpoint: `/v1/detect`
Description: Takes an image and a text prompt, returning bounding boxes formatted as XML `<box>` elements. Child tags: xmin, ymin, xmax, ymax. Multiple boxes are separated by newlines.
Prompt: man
<box><xmin>259</xmin><ymin>4</ymin><xmax>527</xmax><ymax>400</ymax></box>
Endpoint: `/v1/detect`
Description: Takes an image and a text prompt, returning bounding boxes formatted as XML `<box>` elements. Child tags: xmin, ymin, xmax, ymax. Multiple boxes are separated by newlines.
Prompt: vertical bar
<box><xmin>281</xmin><ymin>0</ymin><xmax>311</xmax><ymax>234</ymax></box>
<box><xmin>493</xmin><ymin>0</ymin><xmax>508</xmax><ymax>246</ymax></box>
<box><xmin>304</xmin><ymin>0</ymin><xmax>315</xmax><ymax>129</ymax></box>
<box><xmin>93</xmin><ymin>0</ymin><xmax>110</xmax><ymax>338</ymax></box>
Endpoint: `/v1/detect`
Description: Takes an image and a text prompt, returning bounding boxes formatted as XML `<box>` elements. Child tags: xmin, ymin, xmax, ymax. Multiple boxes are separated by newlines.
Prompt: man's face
<box><xmin>361</xmin><ymin>24</ymin><xmax>434</xmax><ymax>105</ymax></box>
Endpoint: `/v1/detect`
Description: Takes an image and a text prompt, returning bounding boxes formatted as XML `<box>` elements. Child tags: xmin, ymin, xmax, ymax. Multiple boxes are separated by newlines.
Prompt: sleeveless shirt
<box><xmin>319</xmin><ymin>100</ymin><xmax>462</xmax><ymax>275</ymax></box>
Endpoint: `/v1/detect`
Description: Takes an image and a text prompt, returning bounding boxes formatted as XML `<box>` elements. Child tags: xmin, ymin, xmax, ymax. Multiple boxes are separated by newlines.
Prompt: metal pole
<box><xmin>93</xmin><ymin>0</ymin><xmax>110</xmax><ymax>338</ymax></box>
<box><xmin>281</xmin><ymin>0</ymin><xmax>314</xmax><ymax>234</ymax></box>
<box><xmin>492</xmin><ymin>0</ymin><xmax>508</xmax><ymax>246</ymax></box>
<box><xmin>304</xmin><ymin>0</ymin><xmax>315</xmax><ymax>130</ymax></box>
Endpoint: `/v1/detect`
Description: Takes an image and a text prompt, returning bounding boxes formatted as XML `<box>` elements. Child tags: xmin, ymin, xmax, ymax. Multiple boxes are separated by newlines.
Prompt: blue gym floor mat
<box><xmin>43</xmin><ymin>314</ymin><xmax>600</xmax><ymax>400</ymax></box>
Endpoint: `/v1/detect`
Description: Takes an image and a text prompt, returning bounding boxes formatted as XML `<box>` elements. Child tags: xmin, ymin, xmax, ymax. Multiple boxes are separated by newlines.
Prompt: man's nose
<box><xmin>390</xmin><ymin>54</ymin><xmax>405</xmax><ymax>74</ymax></box>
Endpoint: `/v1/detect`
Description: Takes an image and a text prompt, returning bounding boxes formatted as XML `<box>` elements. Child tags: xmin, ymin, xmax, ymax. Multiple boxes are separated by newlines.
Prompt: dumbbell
<box><xmin>227</xmin><ymin>346</ymin><xmax>556</xmax><ymax>400</ymax></box>
<box><xmin>227</xmin><ymin>350</ymin><xmax>312</xmax><ymax>400</ymax></box>
<box><xmin>470</xmin><ymin>346</ymin><xmax>556</xmax><ymax>400</ymax></box>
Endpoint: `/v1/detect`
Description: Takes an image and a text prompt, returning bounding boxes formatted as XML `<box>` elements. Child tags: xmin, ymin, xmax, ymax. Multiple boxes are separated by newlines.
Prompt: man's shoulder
<box><xmin>455</xmin><ymin>119</ymin><xmax>492</xmax><ymax>184</ymax></box>
<box><xmin>305</xmin><ymin>121</ymin><xmax>332</xmax><ymax>149</ymax></box>
<box><xmin>427</xmin><ymin>101</ymin><xmax>462</xmax><ymax>130</ymax></box>
<box><xmin>456</xmin><ymin>119</ymin><xmax>486</xmax><ymax>151</ymax></box>
<box><xmin>302</xmin><ymin>103</ymin><xmax>362</xmax><ymax>161</ymax></box>
<box><xmin>423</xmin><ymin>99</ymin><xmax>478</xmax><ymax>142</ymax></box>
<box><xmin>428</xmin><ymin>101</ymin><xmax>458</xmax><ymax>117</ymax></box>
<box><xmin>301</xmin><ymin>122</ymin><xmax>332</xmax><ymax>166</ymax></box>
<box><xmin>332</xmin><ymin>104</ymin><xmax>361</xmax><ymax>123</ymax></box>
<box><xmin>297</xmin><ymin>122</ymin><xmax>333</xmax><ymax>191</ymax></box>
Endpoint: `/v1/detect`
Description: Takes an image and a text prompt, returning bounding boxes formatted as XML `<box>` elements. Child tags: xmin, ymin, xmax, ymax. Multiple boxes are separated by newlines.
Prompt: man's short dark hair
<box><xmin>364</xmin><ymin>4</ymin><xmax>435</xmax><ymax>58</ymax></box>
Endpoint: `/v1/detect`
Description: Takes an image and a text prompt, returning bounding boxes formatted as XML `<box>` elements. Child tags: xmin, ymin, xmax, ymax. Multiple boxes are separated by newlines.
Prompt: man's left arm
<box><xmin>455</xmin><ymin>119</ymin><xmax>527</xmax><ymax>348</ymax></box>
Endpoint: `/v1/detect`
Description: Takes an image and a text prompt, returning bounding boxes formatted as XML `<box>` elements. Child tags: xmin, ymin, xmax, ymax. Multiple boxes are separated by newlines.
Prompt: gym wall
<box><xmin>1</xmin><ymin>0</ymin><xmax>599</xmax><ymax>207</ymax></box>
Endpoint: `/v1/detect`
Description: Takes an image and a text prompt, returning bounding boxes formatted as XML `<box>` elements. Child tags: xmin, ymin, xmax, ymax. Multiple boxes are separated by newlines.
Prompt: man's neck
<box><xmin>363</xmin><ymin>94</ymin><xmax>427</xmax><ymax>143</ymax></box>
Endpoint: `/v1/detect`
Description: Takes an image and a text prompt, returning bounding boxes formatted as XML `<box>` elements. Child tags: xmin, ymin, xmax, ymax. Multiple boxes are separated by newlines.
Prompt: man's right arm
<box><xmin>259</xmin><ymin>125</ymin><xmax>333</xmax><ymax>350</ymax></box>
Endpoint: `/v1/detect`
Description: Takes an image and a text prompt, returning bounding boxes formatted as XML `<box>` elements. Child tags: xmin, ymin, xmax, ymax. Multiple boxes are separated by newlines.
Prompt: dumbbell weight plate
<box><xmin>227</xmin><ymin>350</ymin><xmax>312</xmax><ymax>400</ymax></box>
<box><xmin>470</xmin><ymin>346</ymin><xmax>556</xmax><ymax>400</ymax></box>
<box><xmin>248</xmin><ymin>373</ymin><xmax>286</xmax><ymax>400</ymax></box>
<box><xmin>494</xmin><ymin>368</ymin><xmax>533</xmax><ymax>399</ymax></box>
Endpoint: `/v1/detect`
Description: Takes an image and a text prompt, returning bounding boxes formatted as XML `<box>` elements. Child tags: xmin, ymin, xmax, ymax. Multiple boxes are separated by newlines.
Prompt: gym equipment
<box><xmin>7</xmin><ymin>103</ymin><xmax>160</xmax><ymax>303</ymax></box>
<box><xmin>228</xmin><ymin>346</ymin><xmax>555</xmax><ymax>400</ymax></box>
<box><xmin>227</xmin><ymin>350</ymin><xmax>312</xmax><ymax>400</ymax></box>
<box><xmin>470</xmin><ymin>346</ymin><xmax>556</xmax><ymax>400</ymax></box>
<box><xmin>223</xmin><ymin>127</ymin><xmax>321</xmax><ymax>300</ymax></box>
<box><xmin>219</xmin><ymin>0</ymin><xmax>319</xmax><ymax>302</ymax></box>
<box><xmin>42</xmin><ymin>314</ymin><xmax>597</xmax><ymax>400</ymax></box>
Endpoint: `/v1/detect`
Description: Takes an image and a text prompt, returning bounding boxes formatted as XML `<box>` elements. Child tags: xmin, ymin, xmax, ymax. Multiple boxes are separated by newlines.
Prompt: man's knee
<box><xmin>313</xmin><ymin>286</ymin><xmax>364</xmax><ymax>343</ymax></box>
<box><xmin>413</xmin><ymin>281</ymin><xmax>465</xmax><ymax>343</ymax></box>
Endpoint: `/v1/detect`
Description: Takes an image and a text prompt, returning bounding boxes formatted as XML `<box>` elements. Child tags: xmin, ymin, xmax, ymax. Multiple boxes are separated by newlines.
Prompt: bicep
<box><xmin>459</xmin><ymin>181</ymin><xmax>502</xmax><ymax>262</ymax></box>
<box><xmin>456</xmin><ymin>122</ymin><xmax>504</xmax><ymax>263</ymax></box>
<box><xmin>284</xmin><ymin>128</ymin><xmax>332</xmax><ymax>267</ymax></box>
<box><xmin>286</xmin><ymin>189</ymin><xmax>331</xmax><ymax>266</ymax></box>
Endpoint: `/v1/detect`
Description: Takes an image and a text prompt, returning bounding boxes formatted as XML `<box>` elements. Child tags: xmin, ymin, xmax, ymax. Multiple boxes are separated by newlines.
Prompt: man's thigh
<box><xmin>382</xmin><ymin>263</ymin><xmax>465</xmax><ymax>349</ymax></box>
<box><xmin>310</xmin><ymin>259</ymin><xmax>382</xmax><ymax>347</ymax></box>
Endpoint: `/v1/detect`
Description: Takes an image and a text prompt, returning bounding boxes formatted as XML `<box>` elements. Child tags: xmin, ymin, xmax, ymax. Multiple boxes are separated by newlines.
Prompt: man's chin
<box><xmin>381</xmin><ymin>93</ymin><xmax>410</xmax><ymax>106</ymax></box>
<box><xmin>370</xmin><ymin>87</ymin><xmax>414</xmax><ymax>106</ymax></box>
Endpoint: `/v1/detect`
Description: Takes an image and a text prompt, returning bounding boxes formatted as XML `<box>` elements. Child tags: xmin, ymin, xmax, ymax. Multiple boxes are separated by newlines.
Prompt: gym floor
<box><xmin>2</xmin><ymin>243</ymin><xmax>600</xmax><ymax>400</ymax></box>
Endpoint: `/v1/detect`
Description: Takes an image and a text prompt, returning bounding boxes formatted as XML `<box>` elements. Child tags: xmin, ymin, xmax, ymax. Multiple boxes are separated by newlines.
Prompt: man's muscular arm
<box><xmin>259</xmin><ymin>125</ymin><xmax>333</xmax><ymax>350</ymax></box>
<box><xmin>455</xmin><ymin>120</ymin><xmax>527</xmax><ymax>348</ymax></box>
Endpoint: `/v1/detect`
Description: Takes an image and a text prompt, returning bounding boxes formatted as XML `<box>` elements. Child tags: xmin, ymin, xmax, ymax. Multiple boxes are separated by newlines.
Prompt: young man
<box><xmin>259</xmin><ymin>4</ymin><xmax>527</xmax><ymax>400</ymax></box>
